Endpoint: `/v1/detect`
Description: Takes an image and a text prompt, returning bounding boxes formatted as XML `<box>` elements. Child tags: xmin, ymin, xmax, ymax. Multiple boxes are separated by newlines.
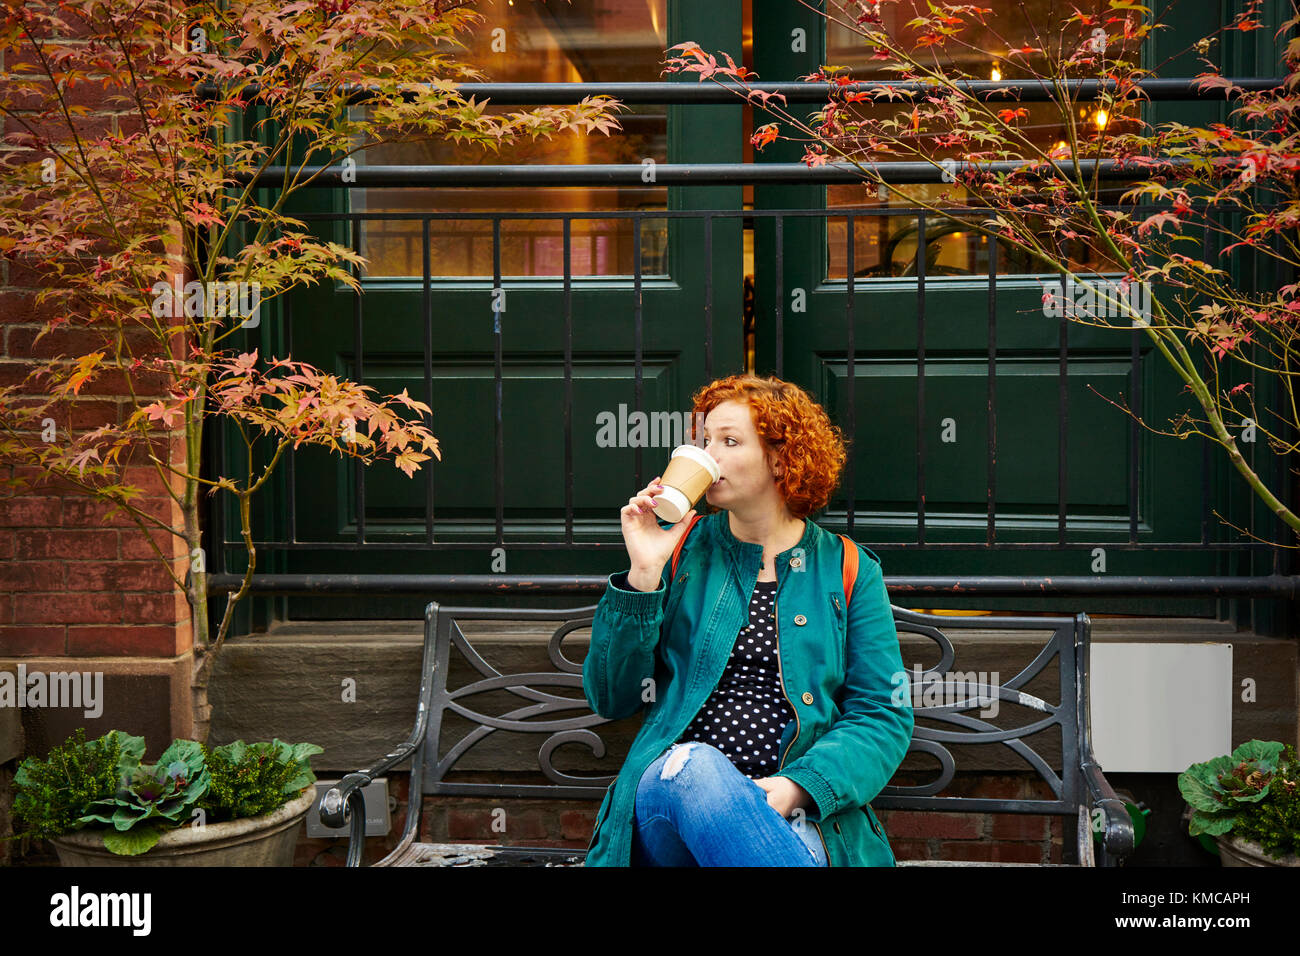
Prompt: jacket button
<box><xmin>793</xmin><ymin>614</ymin><xmax>807</xmax><ymax>626</ymax></box>
<box><xmin>790</xmin><ymin>556</ymin><xmax>802</xmax><ymax>569</ymax></box>
<box><xmin>801</xmin><ymin>692</ymin><xmax>814</xmax><ymax>705</ymax></box>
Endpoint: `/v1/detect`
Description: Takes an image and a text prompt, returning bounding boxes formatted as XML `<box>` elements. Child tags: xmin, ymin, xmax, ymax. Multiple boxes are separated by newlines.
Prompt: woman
<box><xmin>582</xmin><ymin>374</ymin><xmax>914</xmax><ymax>866</ymax></box>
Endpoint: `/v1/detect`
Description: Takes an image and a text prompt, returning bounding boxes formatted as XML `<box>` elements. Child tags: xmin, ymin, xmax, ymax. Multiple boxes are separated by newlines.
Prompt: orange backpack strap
<box><xmin>670</xmin><ymin>512</ymin><xmax>704</xmax><ymax>581</ymax></box>
<box><xmin>838</xmin><ymin>534</ymin><xmax>859</xmax><ymax>608</ymax></box>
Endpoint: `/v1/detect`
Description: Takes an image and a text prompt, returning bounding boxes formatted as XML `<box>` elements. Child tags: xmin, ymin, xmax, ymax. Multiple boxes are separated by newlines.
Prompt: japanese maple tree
<box><xmin>0</xmin><ymin>0</ymin><xmax>621</xmax><ymax>739</ymax></box>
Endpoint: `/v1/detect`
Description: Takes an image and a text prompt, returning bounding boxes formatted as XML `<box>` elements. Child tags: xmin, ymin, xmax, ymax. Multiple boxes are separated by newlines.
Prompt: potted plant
<box><xmin>1178</xmin><ymin>739</ymin><xmax>1300</xmax><ymax>867</ymax></box>
<box><xmin>9</xmin><ymin>728</ymin><xmax>323</xmax><ymax>866</ymax></box>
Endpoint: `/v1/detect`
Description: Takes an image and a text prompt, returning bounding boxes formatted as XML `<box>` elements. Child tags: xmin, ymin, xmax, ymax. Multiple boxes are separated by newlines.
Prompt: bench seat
<box><xmin>376</xmin><ymin>842</ymin><xmax>1079</xmax><ymax>866</ymax></box>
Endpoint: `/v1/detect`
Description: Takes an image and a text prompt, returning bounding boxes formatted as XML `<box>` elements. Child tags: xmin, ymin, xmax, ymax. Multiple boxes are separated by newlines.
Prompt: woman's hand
<box><xmin>753</xmin><ymin>776</ymin><xmax>815</xmax><ymax>819</ymax></box>
<box><xmin>621</xmin><ymin>475</ymin><xmax>696</xmax><ymax>590</ymax></box>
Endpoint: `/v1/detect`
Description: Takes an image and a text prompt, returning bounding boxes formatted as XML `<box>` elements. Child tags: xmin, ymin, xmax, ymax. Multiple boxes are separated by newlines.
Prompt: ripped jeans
<box><xmin>631</xmin><ymin>741</ymin><xmax>829</xmax><ymax>867</ymax></box>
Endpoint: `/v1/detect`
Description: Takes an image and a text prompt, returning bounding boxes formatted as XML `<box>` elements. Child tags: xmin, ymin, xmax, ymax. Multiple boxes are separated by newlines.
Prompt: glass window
<box><xmin>825</xmin><ymin>0</ymin><xmax>1136</xmax><ymax>278</ymax></box>
<box><xmin>354</xmin><ymin>0</ymin><xmax>669</xmax><ymax>278</ymax></box>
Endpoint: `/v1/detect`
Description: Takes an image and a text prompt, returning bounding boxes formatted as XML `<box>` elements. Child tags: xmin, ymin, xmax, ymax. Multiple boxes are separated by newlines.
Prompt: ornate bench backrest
<box><xmin>414</xmin><ymin>601</ymin><xmax>1095</xmax><ymax>818</ymax></box>
<box><xmin>420</xmin><ymin>603</ymin><xmax>608</xmax><ymax>800</ymax></box>
<box><xmin>874</xmin><ymin>607</ymin><xmax>1090</xmax><ymax>817</ymax></box>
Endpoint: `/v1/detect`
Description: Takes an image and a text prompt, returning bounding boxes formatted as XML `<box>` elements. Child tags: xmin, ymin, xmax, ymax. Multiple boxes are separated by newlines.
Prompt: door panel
<box><xmin>748</xmin><ymin>0</ymin><xmax>1241</xmax><ymax>612</ymax></box>
<box><xmin>227</xmin><ymin>3</ymin><xmax>745</xmax><ymax>610</ymax></box>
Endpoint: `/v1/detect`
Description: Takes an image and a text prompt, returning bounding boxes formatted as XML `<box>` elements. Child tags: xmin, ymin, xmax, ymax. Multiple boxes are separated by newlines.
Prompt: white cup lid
<box><xmin>669</xmin><ymin>443</ymin><xmax>720</xmax><ymax>480</ymax></box>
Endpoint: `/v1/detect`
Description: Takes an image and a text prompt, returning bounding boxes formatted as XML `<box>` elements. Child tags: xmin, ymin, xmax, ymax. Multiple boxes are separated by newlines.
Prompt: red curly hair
<box><xmin>688</xmin><ymin>375</ymin><xmax>848</xmax><ymax>519</ymax></box>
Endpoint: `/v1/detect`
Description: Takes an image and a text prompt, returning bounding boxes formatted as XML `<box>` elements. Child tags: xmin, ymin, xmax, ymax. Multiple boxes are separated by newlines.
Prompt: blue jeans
<box><xmin>631</xmin><ymin>741</ymin><xmax>829</xmax><ymax>866</ymax></box>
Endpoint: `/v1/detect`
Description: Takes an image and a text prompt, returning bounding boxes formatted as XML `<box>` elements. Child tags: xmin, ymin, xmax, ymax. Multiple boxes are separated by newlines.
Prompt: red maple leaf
<box><xmin>187</xmin><ymin>201</ymin><xmax>225</xmax><ymax>229</ymax></box>
<box><xmin>802</xmin><ymin>147</ymin><xmax>829</xmax><ymax>168</ymax></box>
<box><xmin>143</xmin><ymin>400</ymin><xmax>183</xmax><ymax>428</ymax></box>
<box><xmin>751</xmin><ymin>124</ymin><xmax>779</xmax><ymax>150</ymax></box>
<box><xmin>1138</xmin><ymin>212</ymin><xmax>1183</xmax><ymax>236</ymax></box>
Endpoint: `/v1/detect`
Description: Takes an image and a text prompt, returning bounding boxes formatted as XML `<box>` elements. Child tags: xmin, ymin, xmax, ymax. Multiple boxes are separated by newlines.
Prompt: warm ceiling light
<box><xmin>990</xmin><ymin>63</ymin><xmax>1001</xmax><ymax>81</ymax></box>
<box><xmin>1094</xmin><ymin>109</ymin><xmax>1109</xmax><ymax>129</ymax></box>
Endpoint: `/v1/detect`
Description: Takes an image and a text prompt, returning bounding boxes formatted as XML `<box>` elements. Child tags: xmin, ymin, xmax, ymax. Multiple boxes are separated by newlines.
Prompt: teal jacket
<box><xmin>582</xmin><ymin>509</ymin><xmax>914</xmax><ymax>866</ymax></box>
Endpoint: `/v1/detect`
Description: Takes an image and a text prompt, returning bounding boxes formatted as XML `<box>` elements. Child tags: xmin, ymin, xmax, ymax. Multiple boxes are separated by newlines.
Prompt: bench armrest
<box><xmin>318</xmin><ymin>737</ymin><xmax>422</xmax><ymax>867</ymax></box>
<box><xmin>319</xmin><ymin>741</ymin><xmax>420</xmax><ymax>828</ymax></box>
<box><xmin>317</xmin><ymin>603</ymin><xmax>442</xmax><ymax>866</ymax></box>
<box><xmin>1081</xmin><ymin>759</ymin><xmax>1135</xmax><ymax>865</ymax></box>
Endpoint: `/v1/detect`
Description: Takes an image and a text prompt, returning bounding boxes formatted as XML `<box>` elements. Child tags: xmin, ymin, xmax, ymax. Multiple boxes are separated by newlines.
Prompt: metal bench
<box><xmin>319</xmin><ymin>601</ymin><xmax>1135</xmax><ymax>866</ymax></box>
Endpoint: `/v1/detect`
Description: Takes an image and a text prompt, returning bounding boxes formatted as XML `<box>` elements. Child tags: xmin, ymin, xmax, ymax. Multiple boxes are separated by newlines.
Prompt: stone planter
<box><xmin>49</xmin><ymin>787</ymin><xmax>316</xmax><ymax>867</ymax></box>
<box><xmin>1214</xmin><ymin>833</ymin><xmax>1300</xmax><ymax>867</ymax></box>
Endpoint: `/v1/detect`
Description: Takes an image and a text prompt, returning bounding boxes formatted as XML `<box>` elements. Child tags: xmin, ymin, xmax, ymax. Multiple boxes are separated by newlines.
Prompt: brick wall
<box><xmin>0</xmin><ymin>8</ymin><xmax>194</xmax><ymax>761</ymax></box>
<box><xmin>877</xmin><ymin>771</ymin><xmax>1067</xmax><ymax>864</ymax></box>
<box><xmin>881</xmin><ymin>810</ymin><xmax>1065</xmax><ymax>864</ymax></box>
<box><xmin>423</xmin><ymin>796</ymin><xmax>600</xmax><ymax>849</ymax></box>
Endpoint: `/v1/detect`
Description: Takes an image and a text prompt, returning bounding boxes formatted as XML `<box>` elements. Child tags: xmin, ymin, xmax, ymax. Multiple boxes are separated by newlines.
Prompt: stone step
<box><xmin>209</xmin><ymin>614</ymin><xmax>1286</xmax><ymax>777</ymax></box>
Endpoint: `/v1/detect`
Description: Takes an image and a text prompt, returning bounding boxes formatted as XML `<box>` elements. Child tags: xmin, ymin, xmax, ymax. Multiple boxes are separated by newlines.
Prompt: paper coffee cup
<box><xmin>653</xmin><ymin>444</ymin><xmax>720</xmax><ymax>523</ymax></box>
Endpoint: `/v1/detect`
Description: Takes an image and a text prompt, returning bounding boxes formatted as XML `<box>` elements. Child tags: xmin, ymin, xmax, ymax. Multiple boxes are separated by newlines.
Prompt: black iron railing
<box><xmin>207</xmin><ymin>79</ymin><xmax>1297</xmax><ymax>599</ymax></box>
<box><xmin>206</xmin><ymin>205</ymin><xmax>1294</xmax><ymax>598</ymax></box>
<box><xmin>198</xmin><ymin>77</ymin><xmax>1286</xmax><ymax>105</ymax></box>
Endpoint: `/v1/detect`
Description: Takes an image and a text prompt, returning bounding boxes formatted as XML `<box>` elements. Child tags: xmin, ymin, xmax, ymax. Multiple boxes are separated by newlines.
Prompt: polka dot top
<box><xmin>677</xmin><ymin>579</ymin><xmax>797</xmax><ymax>778</ymax></box>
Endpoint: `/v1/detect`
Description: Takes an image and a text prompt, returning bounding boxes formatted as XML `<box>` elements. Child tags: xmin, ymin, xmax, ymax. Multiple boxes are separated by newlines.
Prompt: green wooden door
<box><xmin>229</xmin><ymin>2</ymin><xmax>745</xmax><ymax>616</ymax></box>
<box><xmin>748</xmin><ymin>0</ymin><xmax>1284</xmax><ymax>614</ymax></box>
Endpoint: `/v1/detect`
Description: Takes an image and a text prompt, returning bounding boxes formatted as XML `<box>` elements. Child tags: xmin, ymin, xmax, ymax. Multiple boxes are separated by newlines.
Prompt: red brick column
<box><xmin>0</xmin><ymin>8</ymin><xmax>194</xmax><ymax>763</ymax></box>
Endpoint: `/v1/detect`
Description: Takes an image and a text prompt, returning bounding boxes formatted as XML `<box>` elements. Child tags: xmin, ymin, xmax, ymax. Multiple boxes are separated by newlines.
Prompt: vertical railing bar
<box><xmin>986</xmin><ymin>236</ymin><xmax>997</xmax><ymax>547</ymax></box>
<box><xmin>1272</xmin><ymin>233</ymin><xmax>1289</xmax><ymax>574</ymax></box>
<box><xmin>216</xmin><ymin>379</ymin><xmax>228</xmax><ymax>574</ymax></box>
<box><xmin>1129</xmin><ymin>292</ymin><xmax>1140</xmax><ymax>546</ymax></box>
<box><xmin>1245</xmin><ymin>210</ymin><xmax>1259</xmax><ymax>573</ymax></box>
<box><xmin>775</xmin><ymin>215</ymin><xmax>784</xmax><ymax>378</ymax></box>
<box><xmin>1253</xmin><ymin>203</ymin><xmax>1268</xmax><ymax>565</ymax></box>
<box><xmin>916</xmin><ymin>210</ymin><xmax>926</xmax><ymax>547</ymax></box>
<box><xmin>633</xmin><ymin>215</ymin><xmax>643</xmax><ymax>490</ymax></box>
<box><xmin>352</xmin><ymin>217</ymin><xmax>365</xmax><ymax>545</ymax></box>
<box><xmin>1201</xmin><ymin>408</ymin><xmax>1212</xmax><ymax>547</ymax></box>
<box><xmin>493</xmin><ymin>217</ymin><xmax>504</xmax><ymax>547</ymax></box>
<box><xmin>846</xmin><ymin>213</ymin><xmax>856</xmax><ymax>538</ymax></box>
<box><xmin>285</xmin><ymin>272</ymin><xmax>297</xmax><ymax>545</ymax></box>
<box><xmin>423</xmin><ymin>217</ymin><xmax>435</xmax><ymax>545</ymax></box>
<box><xmin>704</xmin><ymin>213</ymin><xmax>714</xmax><ymax>382</ymax></box>
<box><xmin>1201</xmin><ymin>220</ymin><xmax>1211</xmax><ymax>547</ymax></box>
<box><xmin>1237</xmin><ymin>200</ymin><xmax>1258</xmax><ymax>574</ymax></box>
<box><xmin>564</xmin><ymin>217</ymin><xmax>574</xmax><ymax>545</ymax></box>
<box><xmin>1057</xmin><ymin>252</ymin><xmax>1068</xmax><ymax>548</ymax></box>
<box><xmin>1266</xmin><ymin>225</ymin><xmax>1282</xmax><ymax>573</ymax></box>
